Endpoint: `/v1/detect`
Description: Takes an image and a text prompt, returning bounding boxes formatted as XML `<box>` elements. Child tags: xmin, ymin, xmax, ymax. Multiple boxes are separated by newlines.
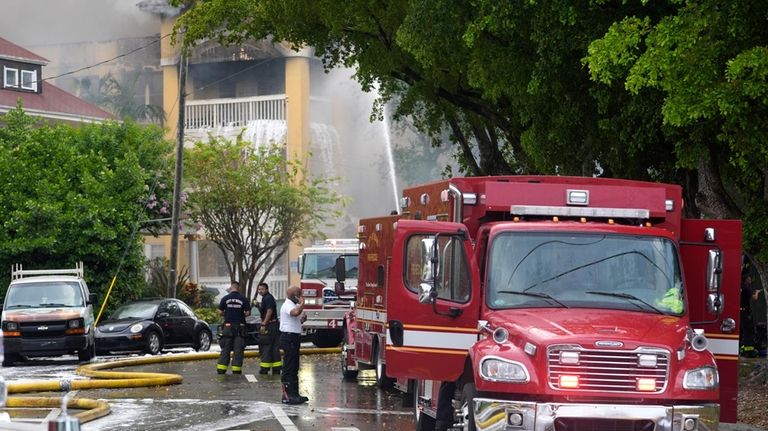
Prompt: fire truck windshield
<box><xmin>301</xmin><ymin>254</ymin><xmax>359</xmax><ymax>280</ymax></box>
<box><xmin>486</xmin><ymin>232</ymin><xmax>684</xmax><ymax>315</ymax></box>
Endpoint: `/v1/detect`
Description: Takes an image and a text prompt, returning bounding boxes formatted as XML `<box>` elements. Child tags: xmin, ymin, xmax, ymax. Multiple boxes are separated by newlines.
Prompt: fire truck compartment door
<box><xmin>680</xmin><ymin>218</ymin><xmax>741</xmax><ymax>424</ymax></box>
<box><xmin>385</xmin><ymin>219</ymin><xmax>481</xmax><ymax>382</ymax></box>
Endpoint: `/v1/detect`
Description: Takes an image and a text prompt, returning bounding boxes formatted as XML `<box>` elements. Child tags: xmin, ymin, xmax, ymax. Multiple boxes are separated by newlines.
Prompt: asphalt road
<box><xmin>0</xmin><ymin>348</ymin><xmax>414</xmax><ymax>431</ymax></box>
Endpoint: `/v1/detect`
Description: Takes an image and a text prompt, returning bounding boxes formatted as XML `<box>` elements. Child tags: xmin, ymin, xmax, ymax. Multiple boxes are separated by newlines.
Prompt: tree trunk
<box><xmin>694</xmin><ymin>155</ymin><xmax>741</xmax><ymax>220</ymax></box>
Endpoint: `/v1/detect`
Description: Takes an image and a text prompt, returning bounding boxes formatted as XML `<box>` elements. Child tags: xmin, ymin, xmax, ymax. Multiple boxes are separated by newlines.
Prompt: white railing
<box><xmin>185</xmin><ymin>95</ymin><xmax>287</xmax><ymax>130</ymax></box>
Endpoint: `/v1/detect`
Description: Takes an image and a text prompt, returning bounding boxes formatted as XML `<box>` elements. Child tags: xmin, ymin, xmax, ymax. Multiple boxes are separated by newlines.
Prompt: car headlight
<box><xmin>4</xmin><ymin>322</ymin><xmax>18</xmax><ymax>331</ymax></box>
<box><xmin>480</xmin><ymin>356</ymin><xmax>530</xmax><ymax>383</ymax></box>
<box><xmin>67</xmin><ymin>318</ymin><xmax>83</xmax><ymax>329</ymax></box>
<box><xmin>683</xmin><ymin>366</ymin><xmax>719</xmax><ymax>390</ymax></box>
<box><xmin>130</xmin><ymin>323</ymin><xmax>144</xmax><ymax>334</ymax></box>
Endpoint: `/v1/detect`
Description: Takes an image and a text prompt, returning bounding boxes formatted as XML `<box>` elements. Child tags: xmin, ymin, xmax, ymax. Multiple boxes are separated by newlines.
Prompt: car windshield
<box><xmin>302</xmin><ymin>253</ymin><xmax>358</xmax><ymax>279</ymax></box>
<box><xmin>111</xmin><ymin>302</ymin><xmax>159</xmax><ymax>320</ymax></box>
<box><xmin>486</xmin><ymin>232</ymin><xmax>684</xmax><ymax>315</ymax></box>
<box><xmin>5</xmin><ymin>281</ymin><xmax>84</xmax><ymax>308</ymax></box>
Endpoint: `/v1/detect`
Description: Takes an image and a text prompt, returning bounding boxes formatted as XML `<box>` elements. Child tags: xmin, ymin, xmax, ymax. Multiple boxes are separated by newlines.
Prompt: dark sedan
<box><xmin>96</xmin><ymin>298</ymin><xmax>212</xmax><ymax>355</ymax></box>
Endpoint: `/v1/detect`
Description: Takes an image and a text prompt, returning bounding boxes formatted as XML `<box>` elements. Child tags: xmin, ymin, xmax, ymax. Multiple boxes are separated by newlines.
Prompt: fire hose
<box><xmin>3</xmin><ymin>347</ymin><xmax>341</xmax><ymax>426</ymax></box>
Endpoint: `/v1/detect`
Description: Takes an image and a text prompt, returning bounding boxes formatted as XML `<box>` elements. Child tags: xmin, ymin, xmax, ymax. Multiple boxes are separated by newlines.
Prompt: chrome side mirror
<box><xmin>419</xmin><ymin>283</ymin><xmax>435</xmax><ymax>304</ymax></box>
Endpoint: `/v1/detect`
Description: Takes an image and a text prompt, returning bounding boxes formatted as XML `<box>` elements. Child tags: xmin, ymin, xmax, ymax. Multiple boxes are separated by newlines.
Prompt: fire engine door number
<box><xmin>327</xmin><ymin>319</ymin><xmax>338</xmax><ymax>329</ymax></box>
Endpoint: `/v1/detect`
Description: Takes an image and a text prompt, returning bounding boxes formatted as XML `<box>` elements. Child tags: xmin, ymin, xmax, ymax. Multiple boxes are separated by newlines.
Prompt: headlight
<box><xmin>480</xmin><ymin>356</ymin><xmax>530</xmax><ymax>383</ymax></box>
<box><xmin>4</xmin><ymin>322</ymin><xmax>18</xmax><ymax>331</ymax></box>
<box><xmin>683</xmin><ymin>366</ymin><xmax>719</xmax><ymax>390</ymax></box>
<box><xmin>130</xmin><ymin>323</ymin><xmax>144</xmax><ymax>334</ymax></box>
<box><xmin>67</xmin><ymin>319</ymin><xmax>83</xmax><ymax>329</ymax></box>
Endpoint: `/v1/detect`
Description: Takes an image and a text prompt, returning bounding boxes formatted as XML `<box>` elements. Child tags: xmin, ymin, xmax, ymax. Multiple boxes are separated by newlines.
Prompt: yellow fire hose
<box><xmin>4</xmin><ymin>347</ymin><xmax>341</xmax><ymax>424</ymax></box>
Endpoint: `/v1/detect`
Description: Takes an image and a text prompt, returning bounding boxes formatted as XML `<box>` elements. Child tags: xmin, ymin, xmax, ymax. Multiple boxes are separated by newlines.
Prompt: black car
<box><xmin>96</xmin><ymin>298</ymin><xmax>212</xmax><ymax>355</ymax></box>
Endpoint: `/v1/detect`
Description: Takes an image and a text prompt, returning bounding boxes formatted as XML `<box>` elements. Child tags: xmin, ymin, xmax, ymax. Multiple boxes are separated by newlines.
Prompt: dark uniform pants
<box><xmin>280</xmin><ymin>332</ymin><xmax>301</xmax><ymax>385</ymax></box>
<box><xmin>259</xmin><ymin>321</ymin><xmax>282</xmax><ymax>370</ymax></box>
<box><xmin>217</xmin><ymin>322</ymin><xmax>246</xmax><ymax>373</ymax></box>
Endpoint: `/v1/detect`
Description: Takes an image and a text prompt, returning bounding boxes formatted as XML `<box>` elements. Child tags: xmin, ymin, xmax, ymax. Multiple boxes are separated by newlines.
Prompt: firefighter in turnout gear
<box><xmin>256</xmin><ymin>282</ymin><xmax>282</xmax><ymax>375</ymax></box>
<box><xmin>216</xmin><ymin>281</ymin><xmax>251</xmax><ymax>374</ymax></box>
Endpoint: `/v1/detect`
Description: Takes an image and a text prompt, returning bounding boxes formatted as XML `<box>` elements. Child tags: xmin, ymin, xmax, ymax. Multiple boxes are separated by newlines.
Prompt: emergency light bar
<box><xmin>510</xmin><ymin>205</ymin><xmax>650</xmax><ymax>219</ymax></box>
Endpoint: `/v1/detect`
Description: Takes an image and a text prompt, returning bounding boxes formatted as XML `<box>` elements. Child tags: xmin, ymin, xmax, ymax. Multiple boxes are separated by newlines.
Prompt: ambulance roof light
<box><xmin>511</xmin><ymin>205</ymin><xmax>650</xmax><ymax>219</ymax></box>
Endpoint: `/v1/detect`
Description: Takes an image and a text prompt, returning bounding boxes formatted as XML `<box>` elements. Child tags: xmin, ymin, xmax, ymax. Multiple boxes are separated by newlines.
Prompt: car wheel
<box><xmin>2</xmin><ymin>353</ymin><xmax>21</xmax><ymax>367</ymax></box>
<box><xmin>195</xmin><ymin>329</ymin><xmax>212</xmax><ymax>352</ymax></box>
<box><xmin>145</xmin><ymin>330</ymin><xmax>162</xmax><ymax>355</ymax></box>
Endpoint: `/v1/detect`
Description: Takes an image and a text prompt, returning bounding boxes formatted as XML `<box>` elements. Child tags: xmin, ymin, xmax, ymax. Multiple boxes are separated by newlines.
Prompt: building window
<box><xmin>148</xmin><ymin>244</ymin><xmax>166</xmax><ymax>260</ymax></box>
<box><xmin>21</xmin><ymin>70</ymin><xmax>37</xmax><ymax>91</ymax></box>
<box><xmin>4</xmin><ymin>67</ymin><xmax>19</xmax><ymax>88</ymax></box>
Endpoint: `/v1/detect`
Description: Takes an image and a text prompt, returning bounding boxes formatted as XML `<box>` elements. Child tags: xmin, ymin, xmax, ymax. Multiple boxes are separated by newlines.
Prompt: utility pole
<box><xmin>169</xmin><ymin>44</ymin><xmax>188</xmax><ymax>298</ymax></box>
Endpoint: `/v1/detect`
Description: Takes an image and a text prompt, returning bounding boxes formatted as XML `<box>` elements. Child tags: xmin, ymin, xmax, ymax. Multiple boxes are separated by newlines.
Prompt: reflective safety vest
<box><xmin>657</xmin><ymin>288</ymin><xmax>683</xmax><ymax>314</ymax></box>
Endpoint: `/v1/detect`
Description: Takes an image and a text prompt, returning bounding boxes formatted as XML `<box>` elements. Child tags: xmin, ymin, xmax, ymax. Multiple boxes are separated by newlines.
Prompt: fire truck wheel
<box><xmin>373</xmin><ymin>343</ymin><xmax>394</xmax><ymax>389</ymax></box>
<box><xmin>313</xmin><ymin>329</ymin><xmax>344</xmax><ymax>348</ymax></box>
<box><xmin>458</xmin><ymin>383</ymin><xmax>477</xmax><ymax>431</ymax></box>
<box><xmin>341</xmin><ymin>329</ymin><xmax>358</xmax><ymax>380</ymax></box>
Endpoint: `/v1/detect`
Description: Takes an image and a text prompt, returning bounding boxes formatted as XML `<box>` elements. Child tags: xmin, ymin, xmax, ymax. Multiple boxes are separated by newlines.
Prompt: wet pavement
<box><xmin>1</xmin><ymin>348</ymin><xmax>413</xmax><ymax>431</ymax></box>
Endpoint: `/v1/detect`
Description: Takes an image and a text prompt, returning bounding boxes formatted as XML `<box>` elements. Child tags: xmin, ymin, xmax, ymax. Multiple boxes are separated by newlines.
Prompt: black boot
<box><xmin>259</xmin><ymin>367</ymin><xmax>269</xmax><ymax>375</ymax></box>
<box><xmin>292</xmin><ymin>381</ymin><xmax>309</xmax><ymax>403</ymax></box>
<box><xmin>281</xmin><ymin>382</ymin><xmax>303</xmax><ymax>405</ymax></box>
<box><xmin>272</xmin><ymin>366</ymin><xmax>281</xmax><ymax>375</ymax></box>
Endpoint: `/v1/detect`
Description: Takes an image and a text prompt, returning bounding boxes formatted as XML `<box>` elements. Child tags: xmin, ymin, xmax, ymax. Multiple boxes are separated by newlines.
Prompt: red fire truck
<box><xmin>340</xmin><ymin>176</ymin><xmax>741</xmax><ymax>431</ymax></box>
<box><xmin>298</xmin><ymin>238</ymin><xmax>359</xmax><ymax>347</ymax></box>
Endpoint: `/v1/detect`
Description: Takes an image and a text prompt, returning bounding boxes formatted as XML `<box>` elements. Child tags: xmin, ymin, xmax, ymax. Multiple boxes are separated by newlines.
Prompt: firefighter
<box><xmin>279</xmin><ymin>285</ymin><xmax>309</xmax><ymax>404</ymax></box>
<box><xmin>740</xmin><ymin>273</ymin><xmax>759</xmax><ymax>357</ymax></box>
<box><xmin>256</xmin><ymin>282</ymin><xmax>282</xmax><ymax>375</ymax></box>
<box><xmin>216</xmin><ymin>281</ymin><xmax>251</xmax><ymax>374</ymax></box>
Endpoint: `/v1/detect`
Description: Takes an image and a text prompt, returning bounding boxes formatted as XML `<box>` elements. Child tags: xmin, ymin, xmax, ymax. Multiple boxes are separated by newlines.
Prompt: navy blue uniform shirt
<box><xmin>219</xmin><ymin>291</ymin><xmax>250</xmax><ymax>324</ymax></box>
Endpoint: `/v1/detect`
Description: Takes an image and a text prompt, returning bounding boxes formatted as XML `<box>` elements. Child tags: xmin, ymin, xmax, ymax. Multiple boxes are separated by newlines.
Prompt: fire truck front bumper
<box><xmin>472</xmin><ymin>399</ymin><xmax>719</xmax><ymax>431</ymax></box>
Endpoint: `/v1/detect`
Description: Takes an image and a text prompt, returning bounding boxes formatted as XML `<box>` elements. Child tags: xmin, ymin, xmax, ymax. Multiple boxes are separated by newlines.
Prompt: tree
<box><xmin>184</xmin><ymin>137</ymin><xmax>342</xmax><ymax>299</ymax></box>
<box><xmin>173</xmin><ymin>1</ymin><xmax>768</xmax><ymax>297</ymax></box>
<box><xmin>76</xmin><ymin>73</ymin><xmax>165</xmax><ymax>125</ymax></box>
<box><xmin>0</xmin><ymin>104</ymin><xmax>174</xmax><ymax>310</ymax></box>
<box><xmin>584</xmin><ymin>0</ymin><xmax>768</xmax><ymax>310</ymax></box>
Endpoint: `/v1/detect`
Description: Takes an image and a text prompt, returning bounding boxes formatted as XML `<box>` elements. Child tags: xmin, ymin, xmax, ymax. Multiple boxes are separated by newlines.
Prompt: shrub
<box><xmin>194</xmin><ymin>307</ymin><xmax>222</xmax><ymax>324</ymax></box>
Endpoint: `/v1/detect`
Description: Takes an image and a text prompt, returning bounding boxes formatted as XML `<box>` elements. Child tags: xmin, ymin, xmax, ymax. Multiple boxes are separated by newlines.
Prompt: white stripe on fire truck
<box><xmin>705</xmin><ymin>336</ymin><xmax>739</xmax><ymax>358</ymax></box>
<box><xmin>387</xmin><ymin>329</ymin><xmax>478</xmax><ymax>351</ymax></box>
<box><xmin>356</xmin><ymin>308</ymin><xmax>387</xmax><ymax>323</ymax></box>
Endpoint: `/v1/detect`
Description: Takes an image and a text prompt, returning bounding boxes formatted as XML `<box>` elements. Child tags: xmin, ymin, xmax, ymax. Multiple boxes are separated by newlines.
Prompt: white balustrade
<box><xmin>185</xmin><ymin>95</ymin><xmax>287</xmax><ymax>130</ymax></box>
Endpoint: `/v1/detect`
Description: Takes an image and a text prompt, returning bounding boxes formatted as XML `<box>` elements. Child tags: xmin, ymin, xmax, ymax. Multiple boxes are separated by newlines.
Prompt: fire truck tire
<box><xmin>313</xmin><ymin>329</ymin><xmax>344</xmax><ymax>348</ymax></box>
<box><xmin>341</xmin><ymin>329</ymin><xmax>358</xmax><ymax>380</ymax></box>
<box><xmin>373</xmin><ymin>343</ymin><xmax>394</xmax><ymax>389</ymax></box>
<box><xmin>459</xmin><ymin>382</ymin><xmax>478</xmax><ymax>431</ymax></box>
<box><xmin>414</xmin><ymin>389</ymin><xmax>436</xmax><ymax>431</ymax></box>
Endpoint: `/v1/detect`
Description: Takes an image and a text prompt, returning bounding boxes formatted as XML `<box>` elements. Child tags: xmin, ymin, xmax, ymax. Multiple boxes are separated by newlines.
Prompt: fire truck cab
<box><xmin>343</xmin><ymin>176</ymin><xmax>741</xmax><ymax>431</ymax></box>
<box><xmin>298</xmin><ymin>238</ymin><xmax>359</xmax><ymax>347</ymax></box>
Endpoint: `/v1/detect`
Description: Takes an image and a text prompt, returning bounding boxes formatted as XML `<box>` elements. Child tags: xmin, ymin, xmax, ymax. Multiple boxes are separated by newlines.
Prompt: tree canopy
<box><xmin>184</xmin><ymin>137</ymin><xmax>342</xmax><ymax>299</ymax></box>
<box><xmin>174</xmin><ymin>0</ymin><xmax>768</xmax><ymax>277</ymax></box>
<box><xmin>0</xmin><ymin>105</ymin><xmax>174</xmax><ymax>308</ymax></box>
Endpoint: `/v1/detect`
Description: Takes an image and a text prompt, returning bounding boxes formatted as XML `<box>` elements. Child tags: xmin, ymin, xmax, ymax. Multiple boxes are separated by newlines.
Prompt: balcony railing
<box><xmin>185</xmin><ymin>95</ymin><xmax>287</xmax><ymax>130</ymax></box>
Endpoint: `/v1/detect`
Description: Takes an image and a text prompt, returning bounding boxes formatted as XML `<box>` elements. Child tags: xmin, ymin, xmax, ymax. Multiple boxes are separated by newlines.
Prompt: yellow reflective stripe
<box><xmin>216</xmin><ymin>364</ymin><xmax>228</xmax><ymax>370</ymax></box>
<box><xmin>260</xmin><ymin>361</ymin><xmax>283</xmax><ymax>367</ymax></box>
<box><xmin>231</xmin><ymin>366</ymin><xmax>242</xmax><ymax>371</ymax></box>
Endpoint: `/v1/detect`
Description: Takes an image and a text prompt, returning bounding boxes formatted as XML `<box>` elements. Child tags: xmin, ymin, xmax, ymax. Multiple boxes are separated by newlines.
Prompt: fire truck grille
<box><xmin>547</xmin><ymin>345</ymin><xmax>669</xmax><ymax>393</ymax></box>
<box><xmin>554</xmin><ymin>418</ymin><xmax>655</xmax><ymax>431</ymax></box>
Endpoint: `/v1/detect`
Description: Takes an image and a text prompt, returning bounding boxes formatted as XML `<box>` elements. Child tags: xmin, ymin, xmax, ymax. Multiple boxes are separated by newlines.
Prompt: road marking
<box><xmin>269</xmin><ymin>405</ymin><xmax>299</xmax><ymax>431</ymax></box>
<box><xmin>245</xmin><ymin>374</ymin><xmax>258</xmax><ymax>383</ymax></box>
<box><xmin>331</xmin><ymin>428</ymin><xmax>361</xmax><ymax>431</ymax></box>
